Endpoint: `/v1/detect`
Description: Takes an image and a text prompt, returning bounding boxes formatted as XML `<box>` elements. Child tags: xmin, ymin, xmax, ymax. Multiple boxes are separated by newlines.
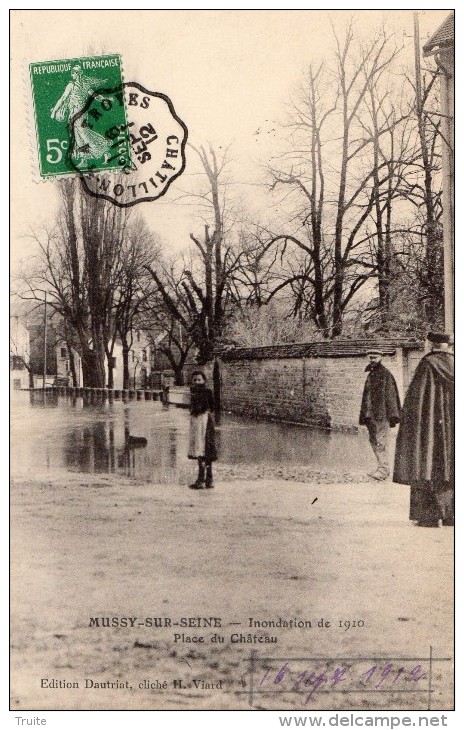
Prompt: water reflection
<box><xmin>64</xmin><ymin>421</ymin><xmax>114</xmax><ymax>474</ymax></box>
<box><xmin>11</xmin><ymin>390</ymin><xmax>371</xmax><ymax>481</ymax></box>
<box><xmin>28</xmin><ymin>390</ymin><xmax>60</xmax><ymax>408</ymax></box>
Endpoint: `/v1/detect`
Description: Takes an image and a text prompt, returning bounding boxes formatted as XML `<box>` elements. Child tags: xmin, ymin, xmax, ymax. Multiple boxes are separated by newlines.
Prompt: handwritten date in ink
<box><xmin>259</xmin><ymin>661</ymin><xmax>428</xmax><ymax>704</ymax></box>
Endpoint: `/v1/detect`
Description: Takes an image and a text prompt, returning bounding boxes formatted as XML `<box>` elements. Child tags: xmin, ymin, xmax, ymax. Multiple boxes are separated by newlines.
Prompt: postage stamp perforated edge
<box><xmin>23</xmin><ymin>52</ymin><xmax>128</xmax><ymax>184</ymax></box>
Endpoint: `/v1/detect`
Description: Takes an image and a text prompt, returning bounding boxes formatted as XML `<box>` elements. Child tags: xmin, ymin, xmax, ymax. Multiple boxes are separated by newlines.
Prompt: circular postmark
<box><xmin>69</xmin><ymin>81</ymin><xmax>188</xmax><ymax>207</ymax></box>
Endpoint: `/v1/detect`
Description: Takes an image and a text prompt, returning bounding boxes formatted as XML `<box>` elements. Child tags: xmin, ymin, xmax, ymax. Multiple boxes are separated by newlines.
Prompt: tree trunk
<box><xmin>81</xmin><ymin>348</ymin><xmax>105</xmax><ymax>388</ymax></box>
<box><xmin>63</xmin><ymin>327</ymin><xmax>78</xmax><ymax>387</ymax></box>
<box><xmin>332</xmin><ymin>112</ymin><xmax>348</xmax><ymax>338</ymax></box>
<box><xmin>95</xmin><ymin>341</ymin><xmax>106</xmax><ymax>388</ymax></box>
<box><xmin>213</xmin><ymin>359</ymin><xmax>221</xmax><ymax>413</ymax></box>
<box><xmin>121</xmin><ymin>339</ymin><xmax>131</xmax><ymax>390</ymax></box>
<box><xmin>107</xmin><ymin>357</ymin><xmax>114</xmax><ymax>389</ymax></box>
<box><xmin>310</xmin><ymin>69</ymin><xmax>329</xmax><ymax>337</ymax></box>
<box><xmin>416</xmin><ymin>74</ymin><xmax>443</xmax><ymax>326</ymax></box>
<box><xmin>68</xmin><ymin>347</ymin><xmax>78</xmax><ymax>387</ymax></box>
<box><xmin>173</xmin><ymin>366</ymin><xmax>184</xmax><ymax>386</ymax></box>
<box><xmin>379</xmin><ymin>176</ymin><xmax>394</xmax><ymax>328</ymax></box>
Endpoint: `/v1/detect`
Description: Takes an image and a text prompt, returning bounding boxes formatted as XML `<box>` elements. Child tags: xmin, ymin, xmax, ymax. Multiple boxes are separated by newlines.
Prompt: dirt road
<box><xmin>10</xmin><ymin>470</ymin><xmax>453</xmax><ymax>711</ymax></box>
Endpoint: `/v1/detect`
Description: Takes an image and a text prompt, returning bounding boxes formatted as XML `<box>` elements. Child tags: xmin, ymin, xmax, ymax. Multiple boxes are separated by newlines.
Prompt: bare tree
<box><xmin>260</xmin><ymin>24</ymin><xmax>409</xmax><ymax>337</ymax></box>
<box><xmin>145</xmin><ymin>254</ymin><xmax>199</xmax><ymax>371</ymax></box>
<box><xmin>77</xmin><ymin>180</ymin><xmax>129</xmax><ymax>386</ymax></box>
<box><xmin>17</xmin><ymin>178</ymin><xmax>131</xmax><ymax>387</ymax></box>
<box><xmin>360</xmin><ymin>56</ymin><xmax>444</xmax><ymax>332</ymax></box>
<box><xmin>145</xmin><ymin>314</ymin><xmax>194</xmax><ymax>386</ymax></box>
<box><xmin>229</xmin><ymin>301</ymin><xmax>318</xmax><ymax>347</ymax></box>
<box><xmin>146</xmin><ymin>144</ymin><xmax>243</xmax><ymax>364</ymax></box>
<box><xmin>401</xmin><ymin>60</ymin><xmax>443</xmax><ymax>325</ymax></box>
<box><xmin>114</xmin><ymin>217</ymin><xmax>160</xmax><ymax>389</ymax></box>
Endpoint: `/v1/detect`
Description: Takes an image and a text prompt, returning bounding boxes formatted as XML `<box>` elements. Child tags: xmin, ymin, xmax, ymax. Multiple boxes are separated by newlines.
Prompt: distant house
<box><xmin>151</xmin><ymin>329</ymin><xmax>198</xmax><ymax>386</ymax></box>
<box><xmin>55</xmin><ymin>341</ymin><xmax>82</xmax><ymax>386</ymax></box>
<box><xmin>28</xmin><ymin>322</ymin><xmax>57</xmax><ymax>383</ymax></box>
<box><xmin>423</xmin><ymin>11</ymin><xmax>454</xmax><ymax>329</ymax></box>
<box><xmin>123</xmin><ymin>329</ymin><xmax>153</xmax><ymax>389</ymax></box>
<box><xmin>10</xmin><ymin>316</ymin><xmax>31</xmax><ymax>389</ymax></box>
<box><xmin>55</xmin><ymin>329</ymin><xmax>154</xmax><ymax>389</ymax></box>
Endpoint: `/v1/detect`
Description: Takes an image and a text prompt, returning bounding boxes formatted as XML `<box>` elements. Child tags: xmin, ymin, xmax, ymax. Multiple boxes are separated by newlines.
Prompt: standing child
<box><xmin>188</xmin><ymin>371</ymin><xmax>217</xmax><ymax>489</ymax></box>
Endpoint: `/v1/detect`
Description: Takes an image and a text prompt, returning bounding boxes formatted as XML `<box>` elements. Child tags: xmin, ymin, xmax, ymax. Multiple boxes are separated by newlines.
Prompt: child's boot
<box><xmin>205</xmin><ymin>463</ymin><xmax>214</xmax><ymax>489</ymax></box>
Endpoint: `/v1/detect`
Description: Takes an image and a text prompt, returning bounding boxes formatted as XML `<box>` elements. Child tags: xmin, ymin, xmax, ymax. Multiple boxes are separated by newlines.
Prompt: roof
<box><xmin>218</xmin><ymin>338</ymin><xmax>423</xmax><ymax>361</ymax></box>
<box><xmin>423</xmin><ymin>12</ymin><xmax>454</xmax><ymax>55</ymax></box>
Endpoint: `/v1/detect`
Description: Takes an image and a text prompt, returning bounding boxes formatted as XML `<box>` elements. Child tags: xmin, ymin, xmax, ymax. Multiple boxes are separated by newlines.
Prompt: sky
<box><xmin>10</xmin><ymin>9</ymin><xmax>451</xmax><ymax>272</ymax></box>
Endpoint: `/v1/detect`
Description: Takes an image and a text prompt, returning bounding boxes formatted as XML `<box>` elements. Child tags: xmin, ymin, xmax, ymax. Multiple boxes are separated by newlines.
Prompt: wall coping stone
<box><xmin>218</xmin><ymin>338</ymin><xmax>423</xmax><ymax>361</ymax></box>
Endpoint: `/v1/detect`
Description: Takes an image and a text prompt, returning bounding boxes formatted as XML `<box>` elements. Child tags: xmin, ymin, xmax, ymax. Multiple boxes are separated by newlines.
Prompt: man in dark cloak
<box><xmin>359</xmin><ymin>349</ymin><xmax>402</xmax><ymax>481</ymax></box>
<box><xmin>393</xmin><ymin>332</ymin><xmax>454</xmax><ymax>527</ymax></box>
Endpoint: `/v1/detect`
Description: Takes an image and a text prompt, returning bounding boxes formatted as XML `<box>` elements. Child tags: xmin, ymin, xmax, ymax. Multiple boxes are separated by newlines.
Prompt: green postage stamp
<box><xmin>29</xmin><ymin>55</ymin><xmax>130</xmax><ymax>178</ymax></box>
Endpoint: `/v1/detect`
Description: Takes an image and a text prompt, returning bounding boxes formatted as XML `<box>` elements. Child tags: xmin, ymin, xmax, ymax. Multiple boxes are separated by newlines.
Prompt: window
<box><xmin>60</xmin><ymin>347</ymin><xmax>67</xmax><ymax>358</ymax></box>
<box><xmin>132</xmin><ymin>351</ymin><xmax>135</xmax><ymax>362</ymax></box>
<box><xmin>142</xmin><ymin>349</ymin><xmax>147</xmax><ymax>362</ymax></box>
<box><xmin>12</xmin><ymin>356</ymin><xmax>24</xmax><ymax>370</ymax></box>
<box><xmin>136</xmin><ymin>331</ymin><xmax>141</xmax><ymax>342</ymax></box>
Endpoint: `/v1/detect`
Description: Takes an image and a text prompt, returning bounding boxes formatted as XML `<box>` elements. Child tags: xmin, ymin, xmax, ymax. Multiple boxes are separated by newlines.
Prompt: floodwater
<box><xmin>10</xmin><ymin>390</ymin><xmax>373</xmax><ymax>481</ymax></box>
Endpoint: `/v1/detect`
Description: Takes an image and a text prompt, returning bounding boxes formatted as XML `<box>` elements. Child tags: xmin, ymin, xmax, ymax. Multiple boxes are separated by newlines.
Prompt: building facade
<box><xmin>423</xmin><ymin>12</ymin><xmax>454</xmax><ymax>331</ymax></box>
<box><xmin>10</xmin><ymin>316</ymin><xmax>31</xmax><ymax>390</ymax></box>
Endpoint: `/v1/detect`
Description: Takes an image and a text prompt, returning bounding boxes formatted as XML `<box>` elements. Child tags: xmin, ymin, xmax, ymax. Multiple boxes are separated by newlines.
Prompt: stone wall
<box><xmin>220</xmin><ymin>357</ymin><xmax>330</xmax><ymax>427</ymax></box>
<box><xmin>217</xmin><ymin>339</ymin><xmax>422</xmax><ymax>430</ymax></box>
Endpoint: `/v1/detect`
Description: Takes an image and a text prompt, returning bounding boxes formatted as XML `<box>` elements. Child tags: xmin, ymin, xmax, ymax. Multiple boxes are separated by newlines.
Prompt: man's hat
<box><xmin>427</xmin><ymin>331</ymin><xmax>451</xmax><ymax>344</ymax></box>
<box><xmin>366</xmin><ymin>348</ymin><xmax>383</xmax><ymax>355</ymax></box>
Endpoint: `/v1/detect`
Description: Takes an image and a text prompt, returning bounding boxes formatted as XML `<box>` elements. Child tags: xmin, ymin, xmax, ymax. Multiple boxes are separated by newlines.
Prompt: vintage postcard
<box><xmin>10</xmin><ymin>8</ymin><xmax>455</xmax><ymax>718</ymax></box>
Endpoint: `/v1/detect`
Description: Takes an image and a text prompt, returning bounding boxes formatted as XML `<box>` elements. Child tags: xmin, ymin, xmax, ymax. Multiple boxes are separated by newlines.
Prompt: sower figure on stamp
<box><xmin>188</xmin><ymin>371</ymin><xmax>218</xmax><ymax>489</ymax></box>
<box><xmin>393</xmin><ymin>332</ymin><xmax>454</xmax><ymax>528</ymax></box>
<box><xmin>359</xmin><ymin>348</ymin><xmax>402</xmax><ymax>481</ymax></box>
<box><xmin>50</xmin><ymin>64</ymin><xmax>112</xmax><ymax>164</ymax></box>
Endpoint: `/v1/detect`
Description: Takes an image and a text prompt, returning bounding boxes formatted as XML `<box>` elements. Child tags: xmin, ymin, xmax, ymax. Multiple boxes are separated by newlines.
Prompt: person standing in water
<box><xmin>188</xmin><ymin>371</ymin><xmax>217</xmax><ymax>489</ymax></box>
